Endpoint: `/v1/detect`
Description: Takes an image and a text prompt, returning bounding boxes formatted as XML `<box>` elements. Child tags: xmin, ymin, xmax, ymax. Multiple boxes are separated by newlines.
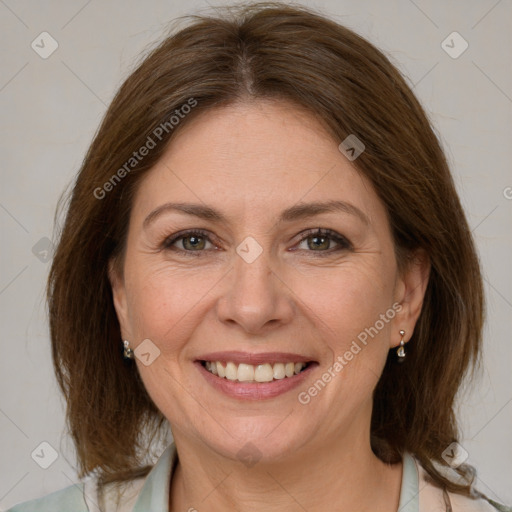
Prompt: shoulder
<box><xmin>6</xmin><ymin>443</ymin><xmax>175</xmax><ymax>512</ymax></box>
<box><xmin>5</xmin><ymin>475</ymin><xmax>147</xmax><ymax>512</ymax></box>
<box><xmin>414</xmin><ymin>457</ymin><xmax>511</xmax><ymax>512</ymax></box>
<box><xmin>98</xmin><ymin>476</ymin><xmax>146</xmax><ymax>511</ymax></box>
<box><xmin>5</xmin><ymin>483</ymin><xmax>89</xmax><ymax>512</ymax></box>
<box><xmin>449</xmin><ymin>492</ymin><xmax>512</xmax><ymax>512</ymax></box>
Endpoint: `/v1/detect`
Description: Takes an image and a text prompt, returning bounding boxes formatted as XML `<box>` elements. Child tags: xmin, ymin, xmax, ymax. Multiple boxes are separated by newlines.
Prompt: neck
<box><xmin>169</xmin><ymin>419</ymin><xmax>403</xmax><ymax>511</ymax></box>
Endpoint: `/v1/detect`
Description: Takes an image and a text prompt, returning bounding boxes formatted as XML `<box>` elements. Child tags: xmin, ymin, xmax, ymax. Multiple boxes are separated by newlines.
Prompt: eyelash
<box><xmin>161</xmin><ymin>228</ymin><xmax>352</xmax><ymax>257</ymax></box>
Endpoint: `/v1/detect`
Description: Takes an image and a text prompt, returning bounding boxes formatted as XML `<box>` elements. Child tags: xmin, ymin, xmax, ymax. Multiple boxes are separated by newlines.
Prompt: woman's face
<box><xmin>111</xmin><ymin>100</ymin><xmax>427</xmax><ymax>463</ymax></box>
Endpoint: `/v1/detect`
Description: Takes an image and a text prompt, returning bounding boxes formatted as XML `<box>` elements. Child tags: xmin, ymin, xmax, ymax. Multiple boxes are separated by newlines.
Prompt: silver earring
<box><xmin>397</xmin><ymin>330</ymin><xmax>406</xmax><ymax>361</ymax></box>
<box><xmin>123</xmin><ymin>340</ymin><xmax>134</xmax><ymax>359</ymax></box>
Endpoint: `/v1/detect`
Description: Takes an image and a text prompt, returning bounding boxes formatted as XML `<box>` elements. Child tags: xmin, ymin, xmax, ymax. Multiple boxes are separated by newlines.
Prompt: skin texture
<box><xmin>110</xmin><ymin>99</ymin><xmax>430</xmax><ymax>511</ymax></box>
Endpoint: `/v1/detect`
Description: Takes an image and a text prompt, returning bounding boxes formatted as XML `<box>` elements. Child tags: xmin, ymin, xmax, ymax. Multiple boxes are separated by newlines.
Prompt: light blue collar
<box><xmin>398</xmin><ymin>452</ymin><xmax>420</xmax><ymax>512</ymax></box>
<box><xmin>132</xmin><ymin>443</ymin><xmax>177</xmax><ymax>511</ymax></box>
<box><xmin>133</xmin><ymin>443</ymin><xmax>419</xmax><ymax>511</ymax></box>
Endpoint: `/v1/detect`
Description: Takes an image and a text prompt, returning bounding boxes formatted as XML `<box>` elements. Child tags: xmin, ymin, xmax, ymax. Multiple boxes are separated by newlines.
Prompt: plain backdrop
<box><xmin>0</xmin><ymin>0</ymin><xmax>511</xmax><ymax>509</ymax></box>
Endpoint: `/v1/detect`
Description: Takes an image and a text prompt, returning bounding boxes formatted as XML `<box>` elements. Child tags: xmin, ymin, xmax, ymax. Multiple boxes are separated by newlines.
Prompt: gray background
<box><xmin>0</xmin><ymin>0</ymin><xmax>511</xmax><ymax>509</ymax></box>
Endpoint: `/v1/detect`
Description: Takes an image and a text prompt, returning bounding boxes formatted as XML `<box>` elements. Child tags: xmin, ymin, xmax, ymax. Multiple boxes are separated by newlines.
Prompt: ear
<box><xmin>108</xmin><ymin>258</ymin><xmax>131</xmax><ymax>341</ymax></box>
<box><xmin>391</xmin><ymin>249</ymin><xmax>430</xmax><ymax>347</ymax></box>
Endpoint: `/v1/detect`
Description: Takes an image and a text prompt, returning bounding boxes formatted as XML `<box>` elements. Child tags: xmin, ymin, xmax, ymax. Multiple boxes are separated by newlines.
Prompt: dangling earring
<box><xmin>396</xmin><ymin>330</ymin><xmax>406</xmax><ymax>361</ymax></box>
<box><xmin>123</xmin><ymin>340</ymin><xmax>134</xmax><ymax>359</ymax></box>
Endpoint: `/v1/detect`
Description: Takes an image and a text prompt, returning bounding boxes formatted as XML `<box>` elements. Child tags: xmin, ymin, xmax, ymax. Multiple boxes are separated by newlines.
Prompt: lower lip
<box><xmin>195</xmin><ymin>361</ymin><xmax>317</xmax><ymax>400</ymax></box>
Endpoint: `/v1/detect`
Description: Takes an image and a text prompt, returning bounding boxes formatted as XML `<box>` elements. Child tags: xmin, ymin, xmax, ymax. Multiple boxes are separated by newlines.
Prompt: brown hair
<box><xmin>48</xmin><ymin>1</ymin><xmax>486</xmax><ymax>499</ymax></box>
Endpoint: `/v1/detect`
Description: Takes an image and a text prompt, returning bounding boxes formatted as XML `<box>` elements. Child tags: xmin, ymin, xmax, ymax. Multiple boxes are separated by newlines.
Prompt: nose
<box><xmin>216</xmin><ymin>245</ymin><xmax>295</xmax><ymax>335</ymax></box>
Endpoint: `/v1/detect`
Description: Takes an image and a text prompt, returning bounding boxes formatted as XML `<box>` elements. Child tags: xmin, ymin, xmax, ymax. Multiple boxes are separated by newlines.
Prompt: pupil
<box><xmin>186</xmin><ymin>235</ymin><xmax>203</xmax><ymax>249</ymax></box>
<box><xmin>310</xmin><ymin>235</ymin><xmax>328</xmax><ymax>250</ymax></box>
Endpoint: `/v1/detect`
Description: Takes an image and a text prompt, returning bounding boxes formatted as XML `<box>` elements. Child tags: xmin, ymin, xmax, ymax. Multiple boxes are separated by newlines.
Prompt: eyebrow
<box><xmin>143</xmin><ymin>199</ymin><xmax>369</xmax><ymax>229</ymax></box>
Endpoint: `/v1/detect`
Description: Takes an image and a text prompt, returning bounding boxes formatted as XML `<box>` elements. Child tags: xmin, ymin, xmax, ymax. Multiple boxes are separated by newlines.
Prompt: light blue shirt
<box><xmin>6</xmin><ymin>443</ymin><xmax>508</xmax><ymax>511</ymax></box>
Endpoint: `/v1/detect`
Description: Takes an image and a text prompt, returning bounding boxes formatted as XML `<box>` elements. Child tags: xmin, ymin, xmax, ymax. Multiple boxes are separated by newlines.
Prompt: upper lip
<box><xmin>196</xmin><ymin>351</ymin><xmax>315</xmax><ymax>365</ymax></box>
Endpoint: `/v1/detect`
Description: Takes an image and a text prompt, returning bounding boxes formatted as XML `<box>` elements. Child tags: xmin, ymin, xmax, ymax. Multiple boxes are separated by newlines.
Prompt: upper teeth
<box><xmin>204</xmin><ymin>361</ymin><xmax>307</xmax><ymax>382</ymax></box>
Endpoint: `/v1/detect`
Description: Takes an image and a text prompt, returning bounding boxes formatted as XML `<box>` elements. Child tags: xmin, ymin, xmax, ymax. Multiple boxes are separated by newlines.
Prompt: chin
<box><xmin>190</xmin><ymin>414</ymin><xmax>312</xmax><ymax>466</ymax></box>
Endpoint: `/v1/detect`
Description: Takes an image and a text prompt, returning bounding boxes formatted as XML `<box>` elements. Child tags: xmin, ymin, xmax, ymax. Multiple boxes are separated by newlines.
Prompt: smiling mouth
<box><xmin>200</xmin><ymin>360</ymin><xmax>313</xmax><ymax>383</ymax></box>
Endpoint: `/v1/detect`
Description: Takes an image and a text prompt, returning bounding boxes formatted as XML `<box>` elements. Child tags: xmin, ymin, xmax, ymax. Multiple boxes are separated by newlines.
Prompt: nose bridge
<box><xmin>216</xmin><ymin>235</ymin><xmax>293</xmax><ymax>334</ymax></box>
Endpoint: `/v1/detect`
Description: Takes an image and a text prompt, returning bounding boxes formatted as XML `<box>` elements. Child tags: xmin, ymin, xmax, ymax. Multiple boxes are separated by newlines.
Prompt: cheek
<box><xmin>294</xmin><ymin>261</ymin><xmax>396</xmax><ymax>384</ymax></box>
<box><xmin>123</xmin><ymin>263</ymin><xmax>221</xmax><ymax>349</ymax></box>
<box><xmin>124</xmin><ymin>254</ymin><xmax>396</xmax><ymax>346</ymax></box>
<box><xmin>300</xmin><ymin>260</ymin><xmax>395</xmax><ymax>332</ymax></box>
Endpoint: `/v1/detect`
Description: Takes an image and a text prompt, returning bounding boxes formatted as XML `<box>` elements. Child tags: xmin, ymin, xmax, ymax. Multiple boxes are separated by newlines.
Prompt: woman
<box><xmin>7</xmin><ymin>2</ymin><xmax>510</xmax><ymax>511</ymax></box>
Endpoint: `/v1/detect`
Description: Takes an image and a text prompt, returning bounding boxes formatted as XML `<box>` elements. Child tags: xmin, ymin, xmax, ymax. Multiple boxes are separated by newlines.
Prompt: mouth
<box><xmin>200</xmin><ymin>360</ymin><xmax>311</xmax><ymax>382</ymax></box>
<box><xmin>195</xmin><ymin>352</ymin><xmax>318</xmax><ymax>400</ymax></box>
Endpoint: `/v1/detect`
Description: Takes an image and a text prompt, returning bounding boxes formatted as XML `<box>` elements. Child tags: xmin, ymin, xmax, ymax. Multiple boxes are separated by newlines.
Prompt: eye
<box><xmin>294</xmin><ymin>228</ymin><xmax>352</xmax><ymax>254</ymax></box>
<box><xmin>162</xmin><ymin>229</ymin><xmax>216</xmax><ymax>255</ymax></box>
<box><xmin>161</xmin><ymin>228</ymin><xmax>352</xmax><ymax>257</ymax></box>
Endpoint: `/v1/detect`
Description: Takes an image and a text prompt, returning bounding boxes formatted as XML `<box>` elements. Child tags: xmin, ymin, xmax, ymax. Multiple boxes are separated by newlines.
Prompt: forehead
<box><xmin>131</xmin><ymin>100</ymin><xmax>386</xmax><ymax>230</ymax></box>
